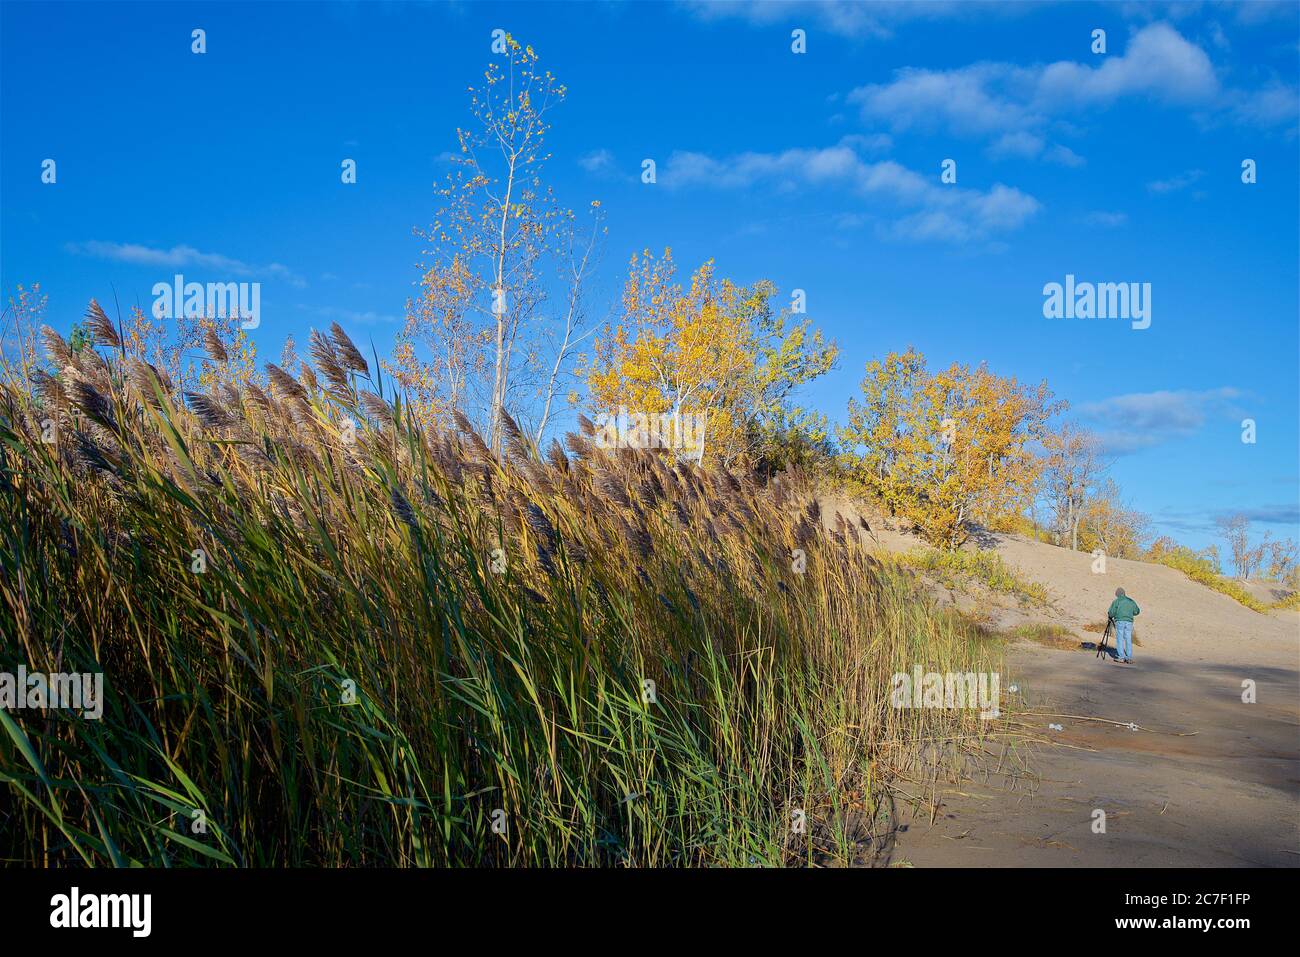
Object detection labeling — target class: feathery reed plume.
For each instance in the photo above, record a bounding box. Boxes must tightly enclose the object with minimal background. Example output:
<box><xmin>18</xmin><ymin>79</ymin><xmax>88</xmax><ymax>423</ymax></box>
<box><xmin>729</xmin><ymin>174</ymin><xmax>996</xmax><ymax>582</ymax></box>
<box><xmin>360</xmin><ymin>392</ymin><xmax>391</xmax><ymax>422</ymax></box>
<box><xmin>390</xmin><ymin>486</ymin><xmax>417</xmax><ymax>530</ymax></box>
<box><xmin>309</xmin><ymin>329</ymin><xmax>351</xmax><ymax>398</ymax></box>
<box><xmin>31</xmin><ymin>368</ymin><xmax>69</xmax><ymax>410</ymax></box>
<box><xmin>564</xmin><ymin>431</ymin><xmax>591</xmax><ymax>459</ymax></box>
<box><xmin>329</xmin><ymin>322</ymin><xmax>369</xmax><ymax>375</ymax></box>
<box><xmin>266</xmin><ymin>363</ymin><xmax>307</xmax><ymax>402</ymax></box>
<box><xmin>436</xmin><ymin>436</ymin><xmax>464</xmax><ymax>485</ymax></box>
<box><xmin>506</xmin><ymin>433</ymin><xmax>531</xmax><ymax>467</ymax></box>
<box><xmin>794</xmin><ymin>516</ymin><xmax>815</xmax><ymax>548</ymax></box>
<box><xmin>620</xmin><ymin>517</ymin><xmax>653</xmax><ymax>560</ymax></box>
<box><xmin>577</xmin><ymin>413</ymin><xmax>595</xmax><ymax>436</ymax></box>
<box><xmin>521</xmin><ymin>459</ymin><xmax>555</xmax><ymax>497</ymax></box>
<box><xmin>40</xmin><ymin>326</ymin><xmax>73</xmax><ymax>367</ymax></box>
<box><xmin>593</xmin><ymin>469</ymin><xmax>631</xmax><ymax>509</ymax></box>
<box><xmin>564</xmin><ymin>535</ymin><xmax>588</xmax><ymax>563</ymax></box>
<box><xmin>521</xmin><ymin>501</ymin><xmax>558</xmax><ymax>552</ymax></box>
<box><xmin>186</xmin><ymin>392</ymin><xmax>233</xmax><ymax>430</ymax></box>
<box><xmin>126</xmin><ymin>358</ymin><xmax>167</xmax><ymax>409</ymax></box>
<box><xmin>546</xmin><ymin>438</ymin><xmax>568</xmax><ymax>473</ymax></box>
<box><xmin>203</xmin><ymin>327</ymin><xmax>229</xmax><ymax>364</ymax></box>
<box><xmin>671</xmin><ymin>500</ymin><xmax>691</xmax><ymax>527</ymax></box>
<box><xmin>84</xmin><ymin>300</ymin><xmax>121</xmax><ymax>350</ymax></box>
<box><xmin>244</xmin><ymin>382</ymin><xmax>272</xmax><ymax>415</ymax></box>
<box><xmin>71</xmin><ymin>428</ymin><xmax>115</xmax><ymax>475</ymax></box>
<box><xmin>69</xmin><ymin>380</ymin><xmax>117</xmax><ymax>431</ymax></box>
<box><xmin>498</xmin><ymin>408</ymin><xmax>524</xmax><ymax>445</ymax></box>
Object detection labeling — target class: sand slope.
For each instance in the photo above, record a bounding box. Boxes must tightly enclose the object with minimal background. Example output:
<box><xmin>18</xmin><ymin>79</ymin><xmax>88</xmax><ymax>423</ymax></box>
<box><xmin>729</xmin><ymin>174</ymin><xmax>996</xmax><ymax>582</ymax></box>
<box><xmin>814</xmin><ymin>502</ymin><xmax>1300</xmax><ymax>867</ymax></box>
<box><xmin>904</xmin><ymin>533</ymin><xmax>1296</xmax><ymax>866</ymax></box>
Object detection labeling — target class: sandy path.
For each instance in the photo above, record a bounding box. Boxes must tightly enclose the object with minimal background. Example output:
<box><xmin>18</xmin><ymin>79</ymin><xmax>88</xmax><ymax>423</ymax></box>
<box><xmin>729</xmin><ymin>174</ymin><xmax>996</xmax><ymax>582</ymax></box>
<box><xmin>882</xmin><ymin>533</ymin><xmax>1300</xmax><ymax>867</ymax></box>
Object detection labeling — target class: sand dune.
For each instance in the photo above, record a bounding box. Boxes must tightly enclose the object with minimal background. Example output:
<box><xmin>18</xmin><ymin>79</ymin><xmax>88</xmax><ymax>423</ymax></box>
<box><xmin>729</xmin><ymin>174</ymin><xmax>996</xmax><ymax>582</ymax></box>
<box><xmin>907</xmin><ymin>533</ymin><xmax>1297</xmax><ymax>866</ymax></box>
<box><xmin>817</xmin><ymin>497</ymin><xmax>1299</xmax><ymax>867</ymax></box>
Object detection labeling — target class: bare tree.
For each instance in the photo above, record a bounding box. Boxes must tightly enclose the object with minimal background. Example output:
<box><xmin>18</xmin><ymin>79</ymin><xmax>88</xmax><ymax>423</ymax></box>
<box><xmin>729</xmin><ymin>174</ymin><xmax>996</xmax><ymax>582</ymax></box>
<box><xmin>531</xmin><ymin>203</ymin><xmax>604</xmax><ymax>445</ymax></box>
<box><xmin>1216</xmin><ymin>514</ymin><xmax>1252</xmax><ymax>579</ymax></box>
<box><xmin>1042</xmin><ymin>422</ymin><xmax>1106</xmax><ymax>550</ymax></box>
<box><xmin>1266</xmin><ymin>537</ymin><xmax>1298</xmax><ymax>582</ymax></box>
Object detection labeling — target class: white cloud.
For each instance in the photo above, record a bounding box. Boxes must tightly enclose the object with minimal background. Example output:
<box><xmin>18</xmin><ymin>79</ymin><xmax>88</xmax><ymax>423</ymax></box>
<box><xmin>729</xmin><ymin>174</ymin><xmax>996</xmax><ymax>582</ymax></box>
<box><xmin>1147</xmin><ymin>169</ymin><xmax>1204</xmax><ymax>193</ymax></box>
<box><xmin>578</xmin><ymin>148</ymin><xmax>618</xmax><ymax>175</ymax></box>
<box><xmin>849</xmin><ymin>22</ymin><xmax>1293</xmax><ymax>153</ymax></box>
<box><xmin>987</xmin><ymin>132</ymin><xmax>1086</xmax><ymax>166</ymax></box>
<box><xmin>297</xmin><ymin>303</ymin><xmax>399</xmax><ymax>326</ymax></box>
<box><xmin>1045</xmin><ymin>144</ymin><xmax>1086</xmax><ymax>167</ymax></box>
<box><xmin>838</xmin><ymin>131</ymin><xmax>894</xmax><ymax>153</ymax></box>
<box><xmin>67</xmin><ymin>240</ymin><xmax>305</xmax><ymax>287</ymax></box>
<box><xmin>1079</xmin><ymin>387</ymin><xmax>1242</xmax><ymax>454</ymax></box>
<box><xmin>1083</xmin><ymin>210</ymin><xmax>1129</xmax><ymax>227</ymax></box>
<box><xmin>1033</xmin><ymin>23</ymin><xmax>1218</xmax><ymax>108</ymax></box>
<box><xmin>987</xmin><ymin>131</ymin><xmax>1046</xmax><ymax>160</ymax></box>
<box><xmin>850</xmin><ymin>62</ymin><xmax>1038</xmax><ymax>136</ymax></box>
<box><xmin>676</xmin><ymin>0</ymin><xmax>977</xmax><ymax>39</ymax></box>
<box><xmin>661</xmin><ymin>140</ymin><xmax>1040</xmax><ymax>244</ymax></box>
<box><xmin>1228</xmin><ymin>80</ymin><xmax>1299</xmax><ymax>128</ymax></box>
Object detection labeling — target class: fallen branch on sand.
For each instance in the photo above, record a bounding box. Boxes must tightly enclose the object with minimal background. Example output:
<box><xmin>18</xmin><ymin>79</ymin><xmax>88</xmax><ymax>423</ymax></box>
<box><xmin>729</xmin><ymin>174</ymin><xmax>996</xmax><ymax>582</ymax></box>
<box><xmin>1018</xmin><ymin>711</ymin><xmax>1200</xmax><ymax>736</ymax></box>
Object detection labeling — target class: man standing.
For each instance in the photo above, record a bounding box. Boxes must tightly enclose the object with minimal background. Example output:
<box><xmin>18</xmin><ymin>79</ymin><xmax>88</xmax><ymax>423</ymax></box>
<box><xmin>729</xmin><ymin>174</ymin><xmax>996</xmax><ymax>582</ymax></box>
<box><xmin>1107</xmin><ymin>587</ymin><xmax>1141</xmax><ymax>663</ymax></box>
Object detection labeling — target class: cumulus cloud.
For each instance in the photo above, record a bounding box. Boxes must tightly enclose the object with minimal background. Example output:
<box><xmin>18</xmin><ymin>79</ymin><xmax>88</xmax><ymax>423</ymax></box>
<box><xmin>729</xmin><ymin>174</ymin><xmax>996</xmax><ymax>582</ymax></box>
<box><xmin>850</xmin><ymin>62</ymin><xmax>1038</xmax><ymax>136</ymax></box>
<box><xmin>1032</xmin><ymin>22</ymin><xmax>1218</xmax><ymax>107</ymax></box>
<box><xmin>66</xmin><ymin>240</ymin><xmax>305</xmax><ymax>287</ymax></box>
<box><xmin>987</xmin><ymin>132</ymin><xmax>1086</xmax><ymax>166</ymax></box>
<box><xmin>660</xmin><ymin>140</ymin><xmax>1040</xmax><ymax>244</ymax></box>
<box><xmin>848</xmin><ymin>22</ymin><xmax>1294</xmax><ymax>159</ymax></box>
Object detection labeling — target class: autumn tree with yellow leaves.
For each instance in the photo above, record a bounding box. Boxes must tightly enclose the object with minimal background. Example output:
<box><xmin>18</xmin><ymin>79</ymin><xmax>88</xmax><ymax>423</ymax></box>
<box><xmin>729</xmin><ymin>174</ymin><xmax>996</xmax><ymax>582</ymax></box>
<box><xmin>838</xmin><ymin>347</ymin><xmax>1058</xmax><ymax>549</ymax></box>
<box><xmin>582</xmin><ymin>249</ymin><xmax>837</xmax><ymax>469</ymax></box>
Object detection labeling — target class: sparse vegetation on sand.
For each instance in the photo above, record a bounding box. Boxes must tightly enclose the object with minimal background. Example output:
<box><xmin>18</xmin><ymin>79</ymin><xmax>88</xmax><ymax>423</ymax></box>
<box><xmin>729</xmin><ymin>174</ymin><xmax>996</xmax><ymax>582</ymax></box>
<box><xmin>1007</xmin><ymin>623</ymin><xmax>1082</xmax><ymax>651</ymax></box>
<box><xmin>1144</xmin><ymin>544</ymin><xmax>1294</xmax><ymax>613</ymax></box>
<box><xmin>0</xmin><ymin>316</ymin><xmax>1002</xmax><ymax>867</ymax></box>
<box><xmin>888</xmin><ymin>547</ymin><xmax>1051</xmax><ymax>605</ymax></box>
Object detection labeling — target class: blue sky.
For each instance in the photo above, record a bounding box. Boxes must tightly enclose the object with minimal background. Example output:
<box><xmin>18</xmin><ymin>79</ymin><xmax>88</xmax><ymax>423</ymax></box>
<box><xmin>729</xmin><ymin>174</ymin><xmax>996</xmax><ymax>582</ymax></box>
<box><xmin>2</xmin><ymin>0</ymin><xmax>1297</xmax><ymax>553</ymax></box>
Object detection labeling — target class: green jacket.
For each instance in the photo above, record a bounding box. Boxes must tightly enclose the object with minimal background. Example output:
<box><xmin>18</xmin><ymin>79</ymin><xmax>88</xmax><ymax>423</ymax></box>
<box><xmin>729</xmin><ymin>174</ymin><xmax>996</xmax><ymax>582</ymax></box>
<box><xmin>1107</xmin><ymin>596</ymin><xmax>1140</xmax><ymax>622</ymax></box>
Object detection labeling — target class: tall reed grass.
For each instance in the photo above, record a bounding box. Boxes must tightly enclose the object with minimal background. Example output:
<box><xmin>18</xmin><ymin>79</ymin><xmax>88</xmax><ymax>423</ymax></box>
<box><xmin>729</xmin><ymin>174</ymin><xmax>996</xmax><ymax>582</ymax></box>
<box><xmin>0</xmin><ymin>307</ymin><xmax>1000</xmax><ymax>866</ymax></box>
